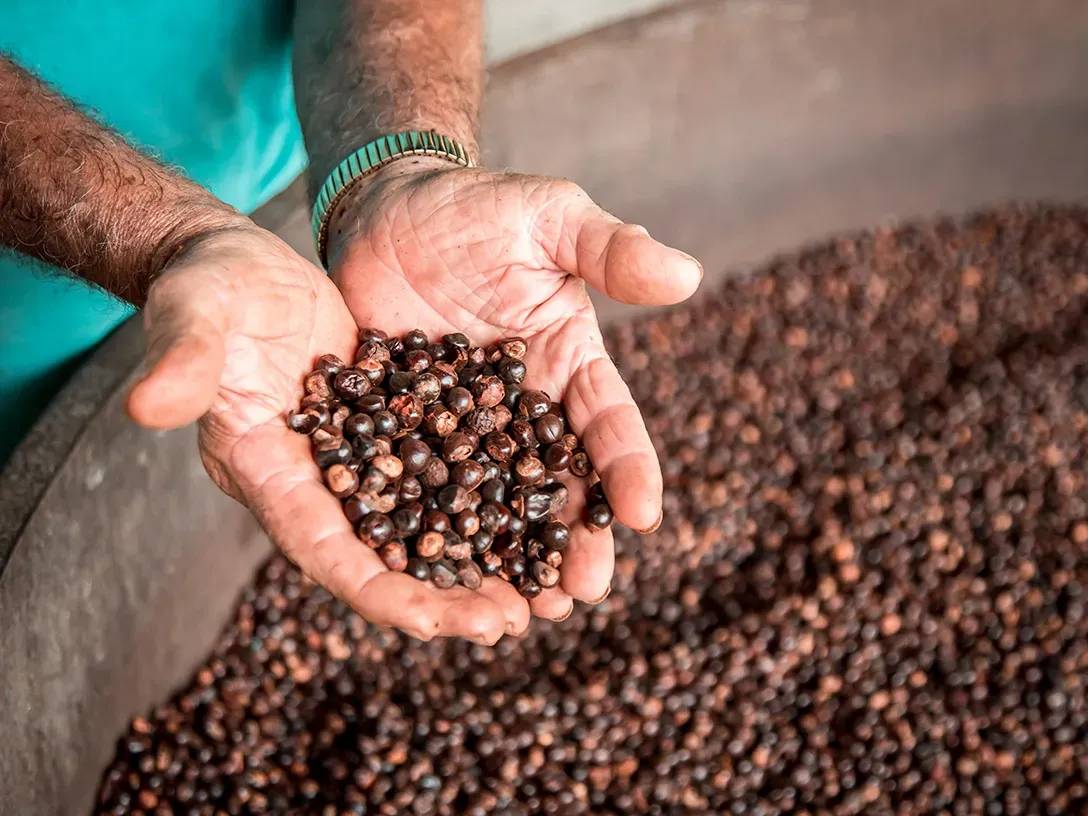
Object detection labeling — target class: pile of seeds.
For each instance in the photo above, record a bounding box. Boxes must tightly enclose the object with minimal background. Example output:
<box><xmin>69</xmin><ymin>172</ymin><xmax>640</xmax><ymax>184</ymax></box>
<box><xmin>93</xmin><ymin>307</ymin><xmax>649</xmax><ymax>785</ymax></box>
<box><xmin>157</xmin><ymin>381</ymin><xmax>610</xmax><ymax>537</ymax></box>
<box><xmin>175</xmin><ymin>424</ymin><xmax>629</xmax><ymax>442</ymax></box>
<box><xmin>287</xmin><ymin>330</ymin><xmax>612</xmax><ymax>597</ymax></box>
<box><xmin>96</xmin><ymin>205</ymin><xmax>1088</xmax><ymax>815</ymax></box>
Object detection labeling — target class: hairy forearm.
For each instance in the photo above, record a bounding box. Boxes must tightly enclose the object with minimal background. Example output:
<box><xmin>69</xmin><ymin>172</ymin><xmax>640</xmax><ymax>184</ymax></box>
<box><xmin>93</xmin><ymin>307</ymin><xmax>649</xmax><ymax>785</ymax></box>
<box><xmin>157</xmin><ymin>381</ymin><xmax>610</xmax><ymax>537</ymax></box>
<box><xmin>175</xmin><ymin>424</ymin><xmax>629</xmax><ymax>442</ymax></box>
<box><xmin>0</xmin><ymin>56</ymin><xmax>241</xmax><ymax>304</ymax></box>
<box><xmin>292</xmin><ymin>0</ymin><xmax>483</xmax><ymax>194</ymax></box>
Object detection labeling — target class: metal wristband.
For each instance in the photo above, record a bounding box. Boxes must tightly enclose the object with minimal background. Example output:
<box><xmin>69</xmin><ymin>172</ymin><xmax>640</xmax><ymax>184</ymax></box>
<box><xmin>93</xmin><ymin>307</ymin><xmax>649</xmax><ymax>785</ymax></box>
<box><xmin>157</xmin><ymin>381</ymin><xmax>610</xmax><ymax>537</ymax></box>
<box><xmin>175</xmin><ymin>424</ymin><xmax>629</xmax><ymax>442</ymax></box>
<box><xmin>311</xmin><ymin>130</ymin><xmax>475</xmax><ymax>267</ymax></box>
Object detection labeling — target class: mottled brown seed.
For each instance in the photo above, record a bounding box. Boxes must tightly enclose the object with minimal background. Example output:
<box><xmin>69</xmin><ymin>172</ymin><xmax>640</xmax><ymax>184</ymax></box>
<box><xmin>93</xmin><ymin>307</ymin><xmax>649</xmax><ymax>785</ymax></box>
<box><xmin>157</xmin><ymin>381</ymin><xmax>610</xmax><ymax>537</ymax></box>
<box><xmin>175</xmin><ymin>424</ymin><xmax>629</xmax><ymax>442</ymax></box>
<box><xmin>471</xmin><ymin>375</ymin><xmax>506</xmax><ymax>408</ymax></box>
<box><xmin>442</xmin><ymin>432</ymin><xmax>476</xmax><ymax>463</ymax></box>
<box><xmin>419</xmin><ymin>457</ymin><xmax>449</xmax><ymax>489</ymax></box>
<box><xmin>570</xmin><ymin>450</ymin><xmax>592</xmax><ymax>477</ymax></box>
<box><xmin>423</xmin><ymin>406</ymin><xmax>458</xmax><ymax>437</ymax></box>
<box><xmin>499</xmin><ymin>337</ymin><xmax>528</xmax><ymax>359</ymax></box>
<box><xmin>416</xmin><ymin>531</ymin><xmax>445</xmax><ymax>561</ymax></box>
<box><xmin>323</xmin><ymin>464</ymin><xmax>359</xmax><ymax>499</ymax></box>
<box><xmin>531</xmin><ymin>561</ymin><xmax>560</xmax><ymax>588</ymax></box>
<box><xmin>388</xmin><ymin>394</ymin><xmax>423</xmax><ymax>431</ymax></box>
<box><xmin>515</xmin><ymin>455</ymin><xmax>546</xmax><ymax>486</ymax></box>
<box><xmin>379</xmin><ymin>541</ymin><xmax>408</xmax><ymax>572</ymax></box>
<box><xmin>367</xmin><ymin>454</ymin><xmax>402</xmax><ymax>481</ymax></box>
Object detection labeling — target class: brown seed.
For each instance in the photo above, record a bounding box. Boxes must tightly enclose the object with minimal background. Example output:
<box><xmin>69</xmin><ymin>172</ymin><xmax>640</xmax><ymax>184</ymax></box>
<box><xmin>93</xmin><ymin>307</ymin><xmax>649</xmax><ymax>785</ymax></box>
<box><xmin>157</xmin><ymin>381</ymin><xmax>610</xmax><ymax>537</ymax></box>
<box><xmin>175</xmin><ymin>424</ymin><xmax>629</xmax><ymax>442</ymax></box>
<box><xmin>531</xmin><ymin>561</ymin><xmax>560</xmax><ymax>588</ymax></box>
<box><xmin>404</xmin><ymin>349</ymin><xmax>432</xmax><ymax>372</ymax></box>
<box><xmin>499</xmin><ymin>337</ymin><xmax>528</xmax><ymax>359</ymax></box>
<box><xmin>355</xmin><ymin>338</ymin><xmax>390</xmax><ymax>362</ymax></box>
<box><xmin>479</xmin><ymin>550</ymin><xmax>503</xmax><ymax>575</ymax></box>
<box><xmin>453</xmin><ymin>510</ymin><xmax>480</xmax><ymax>538</ymax></box>
<box><xmin>471</xmin><ymin>375</ymin><xmax>506</xmax><ymax>408</ymax></box>
<box><xmin>509</xmin><ymin>419</ymin><xmax>536</xmax><ymax>449</ymax></box>
<box><xmin>534</xmin><ymin>414</ymin><xmax>564</xmax><ymax>445</ymax></box>
<box><xmin>515</xmin><ymin>455</ymin><xmax>546</xmax><ymax>486</ymax></box>
<box><xmin>315</xmin><ymin>353</ymin><xmax>346</xmax><ymax>376</ymax></box>
<box><xmin>518</xmin><ymin>578</ymin><xmax>542</xmax><ymax>599</ymax></box>
<box><xmin>388</xmin><ymin>394</ymin><xmax>423</xmax><ymax>432</ymax></box>
<box><xmin>492</xmin><ymin>404</ymin><xmax>513</xmax><ymax>431</ymax></box>
<box><xmin>359</xmin><ymin>466</ymin><xmax>387</xmax><ymax>493</ymax></box>
<box><xmin>288</xmin><ymin>410</ymin><xmax>321</xmax><ymax>435</ymax></box>
<box><xmin>379</xmin><ymin>541</ymin><xmax>408</xmax><ymax>572</ymax></box>
<box><xmin>484</xmin><ymin>432</ymin><xmax>517</xmax><ymax>462</ymax></box>
<box><xmin>324</xmin><ymin>464</ymin><xmax>359</xmax><ymax>499</ymax></box>
<box><xmin>420</xmin><ymin>457</ymin><xmax>450</xmax><ymax>489</ymax></box>
<box><xmin>369</xmin><ymin>454</ymin><xmax>404</xmax><ymax>481</ymax></box>
<box><xmin>442</xmin><ymin>432</ymin><xmax>476</xmax><ymax>463</ymax></box>
<box><xmin>424</xmin><ymin>510</ymin><xmax>451</xmax><ymax>533</ymax></box>
<box><xmin>456</xmin><ymin>559</ymin><xmax>484</xmax><ymax>590</ymax></box>
<box><xmin>356</xmin><ymin>357</ymin><xmax>386</xmax><ymax>384</ymax></box>
<box><xmin>412</xmin><ymin>372</ymin><xmax>442</xmax><ymax>404</ymax></box>
<box><xmin>518</xmin><ymin>389</ymin><xmax>551</xmax><ymax>419</ymax></box>
<box><xmin>437</xmin><ymin>484</ymin><xmax>470</xmax><ymax>514</ymax></box>
<box><xmin>450</xmin><ymin>460</ymin><xmax>486</xmax><ymax>490</ymax></box>
<box><xmin>357</xmin><ymin>512</ymin><xmax>394</xmax><ymax>545</ymax></box>
<box><xmin>399</xmin><ymin>438</ymin><xmax>432</xmax><ymax>475</ymax></box>
<box><xmin>329</xmin><ymin>402</ymin><xmax>351</xmax><ymax>428</ymax></box>
<box><xmin>542</xmin><ymin>443</ymin><xmax>571</xmax><ymax>472</ymax></box>
<box><xmin>444</xmin><ymin>385</ymin><xmax>474</xmax><ymax>416</ymax></box>
<box><xmin>543</xmin><ymin>549</ymin><xmax>563</xmax><ymax>569</ymax></box>
<box><xmin>444</xmin><ymin>537</ymin><xmax>472</xmax><ymax>562</ymax></box>
<box><xmin>430</xmin><ymin>559</ymin><xmax>458</xmax><ymax>589</ymax></box>
<box><xmin>399</xmin><ymin>475</ymin><xmax>422</xmax><ymax>503</ymax></box>
<box><xmin>304</xmin><ymin>370</ymin><xmax>332</xmax><ymax>399</ymax></box>
<box><xmin>416</xmin><ymin>531</ymin><xmax>445</xmax><ymax>561</ymax></box>
<box><xmin>423</xmin><ymin>406</ymin><xmax>458</xmax><ymax>437</ymax></box>
<box><xmin>570</xmin><ymin>450</ymin><xmax>593</xmax><ymax>477</ymax></box>
<box><xmin>462</xmin><ymin>407</ymin><xmax>497</xmax><ymax>436</ymax></box>
<box><xmin>333</xmin><ymin>369</ymin><xmax>371</xmax><ymax>400</ymax></box>
<box><xmin>311</xmin><ymin>424</ymin><xmax>343</xmax><ymax>446</ymax></box>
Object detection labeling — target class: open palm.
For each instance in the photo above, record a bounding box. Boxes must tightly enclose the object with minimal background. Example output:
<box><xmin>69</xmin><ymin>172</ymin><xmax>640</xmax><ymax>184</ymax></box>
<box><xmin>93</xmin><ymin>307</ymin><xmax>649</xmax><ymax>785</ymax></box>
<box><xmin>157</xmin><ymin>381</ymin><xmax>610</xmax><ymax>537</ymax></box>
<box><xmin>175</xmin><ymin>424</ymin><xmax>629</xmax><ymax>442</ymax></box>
<box><xmin>126</xmin><ymin>225</ymin><xmax>517</xmax><ymax>644</ymax></box>
<box><xmin>327</xmin><ymin>162</ymin><xmax>703</xmax><ymax>625</ymax></box>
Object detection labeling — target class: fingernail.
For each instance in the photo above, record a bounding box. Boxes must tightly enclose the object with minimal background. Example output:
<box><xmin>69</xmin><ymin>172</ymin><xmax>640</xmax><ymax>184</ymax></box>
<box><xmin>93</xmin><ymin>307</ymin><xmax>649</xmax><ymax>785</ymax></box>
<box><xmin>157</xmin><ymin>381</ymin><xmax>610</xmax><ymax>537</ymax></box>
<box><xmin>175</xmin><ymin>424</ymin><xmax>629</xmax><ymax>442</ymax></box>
<box><xmin>637</xmin><ymin>510</ymin><xmax>664</xmax><ymax>535</ymax></box>
<box><xmin>588</xmin><ymin>586</ymin><xmax>611</xmax><ymax>605</ymax></box>
<box><xmin>555</xmin><ymin>605</ymin><xmax>575</xmax><ymax>623</ymax></box>
<box><xmin>678</xmin><ymin>249</ymin><xmax>703</xmax><ymax>271</ymax></box>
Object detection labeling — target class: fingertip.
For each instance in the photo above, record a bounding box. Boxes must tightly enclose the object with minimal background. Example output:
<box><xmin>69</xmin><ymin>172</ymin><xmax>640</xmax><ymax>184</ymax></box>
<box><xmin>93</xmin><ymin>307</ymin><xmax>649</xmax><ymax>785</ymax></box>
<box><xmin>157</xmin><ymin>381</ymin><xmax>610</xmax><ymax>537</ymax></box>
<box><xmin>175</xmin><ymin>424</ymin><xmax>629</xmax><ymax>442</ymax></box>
<box><xmin>478</xmin><ymin>578</ymin><xmax>532</xmax><ymax>636</ymax></box>
<box><xmin>607</xmin><ymin>229</ymin><xmax>703</xmax><ymax>306</ymax></box>
<box><xmin>528</xmin><ymin>586</ymin><xmax>574</xmax><ymax>622</ymax></box>
<box><xmin>560</xmin><ymin>525</ymin><xmax>615</xmax><ymax>603</ymax></box>
<box><xmin>598</xmin><ymin>452</ymin><xmax>663</xmax><ymax>532</ymax></box>
<box><xmin>440</xmin><ymin>591</ymin><xmax>508</xmax><ymax>645</ymax></box>
<box><xmin>126</xmin><ymin>335</ymin><xmax>222</xmax><ymax>429</ymax></box>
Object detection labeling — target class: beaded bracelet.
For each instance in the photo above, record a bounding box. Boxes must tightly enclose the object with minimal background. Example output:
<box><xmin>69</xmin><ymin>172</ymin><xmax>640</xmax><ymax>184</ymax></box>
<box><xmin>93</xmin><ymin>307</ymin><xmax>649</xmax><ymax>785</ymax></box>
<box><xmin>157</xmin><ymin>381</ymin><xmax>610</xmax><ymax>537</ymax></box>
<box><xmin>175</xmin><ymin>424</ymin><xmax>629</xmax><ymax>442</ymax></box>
<box><xmin>310</xmin><ymin>130</ymin><xmax>475</xmax><ymax>267</ymax></box>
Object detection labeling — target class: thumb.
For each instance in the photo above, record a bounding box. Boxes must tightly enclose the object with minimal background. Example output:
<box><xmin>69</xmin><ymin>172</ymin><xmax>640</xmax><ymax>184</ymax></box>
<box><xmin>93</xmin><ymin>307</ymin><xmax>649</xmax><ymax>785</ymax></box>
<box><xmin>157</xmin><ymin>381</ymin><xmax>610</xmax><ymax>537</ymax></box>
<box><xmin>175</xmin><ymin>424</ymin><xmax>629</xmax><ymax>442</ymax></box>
<box><xmin>539</xmin><ymin>181</ymin><xmax>703</xmax><ymax>306</ymax></box>
<box><xmin>126</xmin><ymin>278</ymin><xmax>228</xmax><ymax>430</ymax></box>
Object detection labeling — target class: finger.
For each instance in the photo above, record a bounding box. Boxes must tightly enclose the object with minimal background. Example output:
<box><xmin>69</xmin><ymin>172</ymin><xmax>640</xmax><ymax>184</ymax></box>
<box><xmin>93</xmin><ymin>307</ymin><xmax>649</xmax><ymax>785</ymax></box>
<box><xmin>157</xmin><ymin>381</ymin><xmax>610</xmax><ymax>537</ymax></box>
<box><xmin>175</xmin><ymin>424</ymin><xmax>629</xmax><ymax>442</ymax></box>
<box><xmin>354</xmin><ymin>575</ymin><xmax>508</xmax><ymax>645</ymax></box>
<box><xmin>563</xmin><ymin>355</ymin><xmax>664</xmax><ymax>532</ymax></box>
<box><xmin>561</xmin><ymin>523</ymin><xmax>615</xmax><ymax>604</ymax></box>
<box><xmin>540</xmin><ymin>183</ymin><xmax>702</xmax><ymax>306</ymax></box>
<box><xmin>477</xmin><ymin>577</ymin><xmax>532</xmax><ymax>636</ymax></box>
<box><xmin>126</xmin><ymin>283</ymin><xmax>228</xmax><ymax>429</ymax></box>
<box><xmin>234</xmin><ymin>425</ymin><xmax>506</xmax><ymax>643</ymax></box>
<box><xmin>529</xmin><ymin>586</ymin><xmax>575</xmax><ymax>622</ymax></box>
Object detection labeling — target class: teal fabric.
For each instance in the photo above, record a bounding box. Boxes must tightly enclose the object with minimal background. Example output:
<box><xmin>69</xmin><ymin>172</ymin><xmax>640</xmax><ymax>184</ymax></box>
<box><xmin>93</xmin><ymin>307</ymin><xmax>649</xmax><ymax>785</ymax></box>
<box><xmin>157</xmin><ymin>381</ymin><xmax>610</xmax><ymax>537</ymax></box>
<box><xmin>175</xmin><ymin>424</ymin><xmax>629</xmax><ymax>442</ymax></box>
<box><xmin>0</xmin><ymin>1</ymin><xmax>306</xmax><ymax>464</ymax></box>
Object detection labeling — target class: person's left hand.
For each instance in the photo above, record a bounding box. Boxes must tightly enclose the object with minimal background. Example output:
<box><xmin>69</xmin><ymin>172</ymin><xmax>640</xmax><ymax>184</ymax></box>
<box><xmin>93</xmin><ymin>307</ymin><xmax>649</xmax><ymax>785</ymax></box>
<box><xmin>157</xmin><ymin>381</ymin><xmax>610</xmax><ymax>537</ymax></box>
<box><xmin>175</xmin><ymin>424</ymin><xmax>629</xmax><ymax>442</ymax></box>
<box><xmin>325</xmin><ymin>159</ymin><xmax>703</xmax><ymax>626</ymax></box>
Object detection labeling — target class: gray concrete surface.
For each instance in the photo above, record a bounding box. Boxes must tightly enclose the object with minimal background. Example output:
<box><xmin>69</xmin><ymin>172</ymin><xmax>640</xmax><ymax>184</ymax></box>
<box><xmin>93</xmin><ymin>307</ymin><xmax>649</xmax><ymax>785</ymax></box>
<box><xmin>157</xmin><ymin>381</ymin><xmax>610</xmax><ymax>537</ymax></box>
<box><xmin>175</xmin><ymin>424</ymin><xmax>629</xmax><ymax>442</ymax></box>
<box><xmin>2</xmin><ymin>1</ymin><xmax>1087</xmax><ymax>813</ymax></box>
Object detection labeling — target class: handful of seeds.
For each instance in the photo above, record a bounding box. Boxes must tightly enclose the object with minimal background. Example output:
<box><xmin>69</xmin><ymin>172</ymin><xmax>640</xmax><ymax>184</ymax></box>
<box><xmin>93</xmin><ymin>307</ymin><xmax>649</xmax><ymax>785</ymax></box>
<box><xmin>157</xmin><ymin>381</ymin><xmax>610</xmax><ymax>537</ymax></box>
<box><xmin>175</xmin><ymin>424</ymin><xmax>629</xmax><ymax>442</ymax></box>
<box><xmin>288</xmin><ymin>328</ymin><xmax>613</xmax><ymax>598</ymax></box>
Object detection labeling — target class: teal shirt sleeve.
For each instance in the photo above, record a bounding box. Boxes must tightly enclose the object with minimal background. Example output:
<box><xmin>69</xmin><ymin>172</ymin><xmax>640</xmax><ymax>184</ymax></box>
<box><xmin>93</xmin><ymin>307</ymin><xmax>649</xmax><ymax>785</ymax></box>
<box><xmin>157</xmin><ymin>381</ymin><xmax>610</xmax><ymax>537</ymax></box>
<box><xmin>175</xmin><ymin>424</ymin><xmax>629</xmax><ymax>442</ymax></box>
<box><xmin>0</xmin><ymin>1</ymin><xmax>308</xmax><ymax>464</ymax></box>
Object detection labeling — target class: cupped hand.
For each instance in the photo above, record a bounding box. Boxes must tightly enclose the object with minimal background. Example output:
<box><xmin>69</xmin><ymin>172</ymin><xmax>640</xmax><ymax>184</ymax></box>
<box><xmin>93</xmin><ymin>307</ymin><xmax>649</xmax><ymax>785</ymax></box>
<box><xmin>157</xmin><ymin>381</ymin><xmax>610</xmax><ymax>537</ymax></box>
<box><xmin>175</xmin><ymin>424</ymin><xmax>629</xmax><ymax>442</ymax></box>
<box><xmin>125</xmin><ymin>222</ymin><xmax>516</xmax><ymax>644</ymax></box>
<box><xmin>326</xmin><ymin>159</ymin><xmax>703</xmax><ymax>623</ymax></box>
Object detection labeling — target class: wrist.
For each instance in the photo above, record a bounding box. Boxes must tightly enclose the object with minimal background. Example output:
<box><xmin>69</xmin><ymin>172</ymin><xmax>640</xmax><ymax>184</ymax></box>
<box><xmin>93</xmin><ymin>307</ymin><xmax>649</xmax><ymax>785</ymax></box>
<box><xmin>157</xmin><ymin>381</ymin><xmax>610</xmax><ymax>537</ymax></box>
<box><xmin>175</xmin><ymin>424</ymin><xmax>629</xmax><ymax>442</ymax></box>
<box><xmin>142</xmin><ymin>203</ymin><xmax>250</xmax><ymax>299</ymax></box>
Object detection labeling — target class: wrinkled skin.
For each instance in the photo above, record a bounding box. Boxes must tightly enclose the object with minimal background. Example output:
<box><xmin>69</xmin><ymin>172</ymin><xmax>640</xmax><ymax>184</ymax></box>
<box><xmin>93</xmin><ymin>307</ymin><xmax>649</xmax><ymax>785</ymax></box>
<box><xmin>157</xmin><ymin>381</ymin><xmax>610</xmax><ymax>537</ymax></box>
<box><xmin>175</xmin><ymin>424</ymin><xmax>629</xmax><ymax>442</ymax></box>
<box><xmin>127</xmin><ymin>161</ymin><xmax>701</xmax><ymax>644</ymax></box>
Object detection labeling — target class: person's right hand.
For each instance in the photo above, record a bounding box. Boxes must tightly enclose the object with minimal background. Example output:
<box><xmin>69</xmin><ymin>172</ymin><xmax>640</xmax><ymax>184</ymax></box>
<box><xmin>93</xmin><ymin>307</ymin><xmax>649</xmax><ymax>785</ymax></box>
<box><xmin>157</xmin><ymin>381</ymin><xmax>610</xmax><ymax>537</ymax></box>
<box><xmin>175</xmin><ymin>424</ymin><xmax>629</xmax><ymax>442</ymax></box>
<box><xmin>124</xmin><ymin>222</ymin><xmax>521</xmax><ymax>644</ymax></box>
